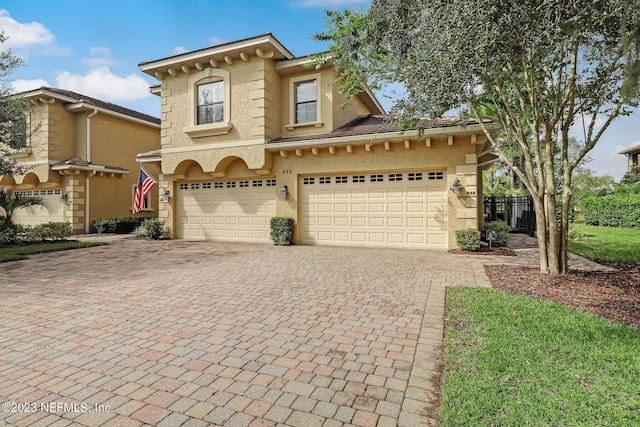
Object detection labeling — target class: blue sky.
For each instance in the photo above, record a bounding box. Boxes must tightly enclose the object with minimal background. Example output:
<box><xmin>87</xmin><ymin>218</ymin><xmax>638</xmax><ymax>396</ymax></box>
<box><xmin>2</xmin><ymin>0</ymin><xmax>638</xmax><ymax>180</ymax></box>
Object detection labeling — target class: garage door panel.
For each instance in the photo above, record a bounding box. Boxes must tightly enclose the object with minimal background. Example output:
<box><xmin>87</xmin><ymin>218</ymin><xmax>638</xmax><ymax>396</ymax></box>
<box><xmin>301</xmin><ymin>171</ymin><xmax>447</xmax><ymax>248</ymax></box>
<box><xmin>177</xmin><ymin>179</ymin><xmax>275</xmax><ymax>242</ymax></box>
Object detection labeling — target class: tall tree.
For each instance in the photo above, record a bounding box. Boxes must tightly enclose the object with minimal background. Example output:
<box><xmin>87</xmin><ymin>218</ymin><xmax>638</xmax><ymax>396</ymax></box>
<box><xmin>0</xmin><ymin>31</ymin><xmax>30</xmax><ymax>176</ymax></box>
<box><xmin>316</xmin><ymin>0</ymin><xmax>640</xmax><ymax>274</ymax></box>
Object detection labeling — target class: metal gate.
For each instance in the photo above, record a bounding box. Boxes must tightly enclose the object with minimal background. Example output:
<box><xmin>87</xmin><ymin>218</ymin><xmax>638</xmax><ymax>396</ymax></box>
<box><xmin>483</xmin><ymin>196</ymin><xmax>536</xmax><ymax>236</ymax></box>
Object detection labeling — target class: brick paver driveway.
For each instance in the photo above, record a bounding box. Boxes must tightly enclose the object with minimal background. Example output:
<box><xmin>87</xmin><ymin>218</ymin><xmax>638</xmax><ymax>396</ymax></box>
<box><xmin>0</xmin><ymin>239</ymin><xmax>490</xmax><ymax>427</ymax></box>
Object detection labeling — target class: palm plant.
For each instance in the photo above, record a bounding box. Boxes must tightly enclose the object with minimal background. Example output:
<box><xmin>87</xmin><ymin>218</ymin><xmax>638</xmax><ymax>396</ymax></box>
<box><xmin>0</xmin><ymin>188</ymin><xmax>45</xmax><ymax>229</ymax></box>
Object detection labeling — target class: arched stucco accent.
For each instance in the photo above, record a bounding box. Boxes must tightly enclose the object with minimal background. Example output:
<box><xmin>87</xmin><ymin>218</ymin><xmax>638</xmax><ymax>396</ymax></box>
<box><xmin>173</xmin><ymin>159</ymin><xmax>207</xmax><ymax>179</ymax></box>
<box><xmin>0</xmin><ymin>175</ymin><xmax>16</xmax><ymax>188</ymax></box>
<box><xmin>20</xmin><ymin>172</ymin><xmax>41</xmax><ymax>187</ymax></box>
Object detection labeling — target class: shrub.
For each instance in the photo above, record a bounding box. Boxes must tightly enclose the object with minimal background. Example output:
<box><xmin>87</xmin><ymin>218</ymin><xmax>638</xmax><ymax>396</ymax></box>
<box><xmin>270</xmin><ymin>217</ymin><xmax>294</xmax><ymax>246</ymax></box>
<box><xmin>0</xmin><ymin>226</ymin><xmax>16</xmax><ymax>246</ymax></box>
<box><xmin>485</xmin><ymin>220</ymin><xmax>511</xmax><ymax>246</ymax></box>
<box><xmin>455</xmin><ymin>229</ymin><xmax>481</xmax><ymax>251</ymax></box>
<box><xmin>92</xmin><ymin>217</ymin><xmax>145</xmax><ymax>234</ymax></box>
<box><xmin>134</xmin><ymin>218</ymin><xmax>164</xmax><ymax>240</ymax></box>
<box><xmin>582</xmin><ymin>194</ymin><xmax>640</xmax><ymax>228</ymax></box>
<box><xmin>32</xmin><ymin>222</ymin><xmax>72</xmax><ymax>240</ymax></box>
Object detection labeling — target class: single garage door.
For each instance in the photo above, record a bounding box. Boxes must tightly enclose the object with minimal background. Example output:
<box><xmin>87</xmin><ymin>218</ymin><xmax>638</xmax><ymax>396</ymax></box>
<box><xmin>12</xmin><ymin>189</ymin><xmax>65</xmax><ymax>226</ymax></box>
<box><xmin>300</xmin><ymin>171</ymin><xmax>447</xmax><ymax>248</ymax></box>
<box><xmin>176</xmin><ymin>178</ymin><xmax>276</xmax><ymax>242</ymax></box>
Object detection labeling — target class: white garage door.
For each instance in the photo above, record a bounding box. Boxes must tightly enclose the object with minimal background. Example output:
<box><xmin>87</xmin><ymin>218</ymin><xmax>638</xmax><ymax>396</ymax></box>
<box><xmin>300</xmin><ymin>171</ymin><xmax>447</xmax><ymax>248</ymax></box>
<box><xmin>12</xmin><ymin>189</ymin><xmax>66</xmax><ymax>226</ymax></box>
<box><xmin>176</xmin><ymin>178</ymin><xmax>277</xmax><ymax>242</ymax></box>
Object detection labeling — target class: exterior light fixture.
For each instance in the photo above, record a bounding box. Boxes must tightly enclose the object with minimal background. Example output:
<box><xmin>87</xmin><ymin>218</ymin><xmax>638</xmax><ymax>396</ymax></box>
<box><xmin>59</xmin><ymin>193</ymin><xmax>68</xmax><ymax>203</ymax></box>
<box><xmin>450</xmin><ymin>178</ymin><xmax>462</xmax><ymax>194</ymax></box>
<box><xmin>160</xmin><ymin>189</ymin><xmax>171</xmax><ymax>202</ymax></box>
<box><xmin>280</xmin><ymin>185</ymin><xmax>288</xmax><ymax>199</ymax></box>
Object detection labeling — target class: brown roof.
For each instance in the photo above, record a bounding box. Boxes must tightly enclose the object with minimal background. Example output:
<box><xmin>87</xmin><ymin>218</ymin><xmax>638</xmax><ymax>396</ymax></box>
<box><xmin>53</xmin><ymin>157</ymin><xmax>127</xmax><ymax>172</ymax></box>
<box><xmin>267</xmin><ymin>115</ymin><xmax>490</xmax><ymax>145</ymax></box>
<box><xmin>31</xmin><ymin>87</ymin><xmax>160</xmax><ymax>125</ymax></box>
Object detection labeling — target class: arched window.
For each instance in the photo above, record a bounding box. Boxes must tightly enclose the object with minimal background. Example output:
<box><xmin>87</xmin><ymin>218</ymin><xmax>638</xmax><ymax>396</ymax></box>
<box><xmin>183</xmin><ymin>68</ymin><xmax>232</xmax><ymax>137</ymax></box>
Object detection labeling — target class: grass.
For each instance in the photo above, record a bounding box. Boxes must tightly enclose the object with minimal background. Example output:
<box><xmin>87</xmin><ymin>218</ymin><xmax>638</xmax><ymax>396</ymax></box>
<box><xmin>568</xmin><ymin>221</ymin><xmax>640</xmax><ymax>263</ymax></box>
<box><xmin>0</xmin><ymin>241</ymin><xmax>107</xmax><ymax>262</ymax></box>
<box><xmin>442</xmin><ymin>287</ymin><xmax>640</xmax><ymax>427</ymax></box>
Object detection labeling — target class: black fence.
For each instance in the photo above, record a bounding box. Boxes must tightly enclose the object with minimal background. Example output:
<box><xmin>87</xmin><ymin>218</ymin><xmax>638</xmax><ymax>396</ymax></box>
<box><xmin>483</xmin><ymin>196</ymin><xmax>536</xmax><ymax>236</ymax></box>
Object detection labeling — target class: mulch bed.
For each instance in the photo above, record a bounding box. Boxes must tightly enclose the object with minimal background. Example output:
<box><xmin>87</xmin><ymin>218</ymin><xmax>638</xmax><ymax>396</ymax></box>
<box><xmin>485</xmin><ymin>263</ymin><xmax>640</xmax><ymax>329</ymax></box>
<box><xmin>448</xmin><ymin>247</ymin><xmax>517</xmax><ymax>256</ymax></box>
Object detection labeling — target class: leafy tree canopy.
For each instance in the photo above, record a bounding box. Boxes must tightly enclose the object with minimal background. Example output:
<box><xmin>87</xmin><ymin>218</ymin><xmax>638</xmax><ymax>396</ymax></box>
<box><xmin>0</xmin><ymin>31</ymin><xmax>30</xmax><ymax>176</ymax></box>
<box><xmin>317</xmin><ymin>0</ymin><xmax>640</xmax><ymax>274</ymax></box>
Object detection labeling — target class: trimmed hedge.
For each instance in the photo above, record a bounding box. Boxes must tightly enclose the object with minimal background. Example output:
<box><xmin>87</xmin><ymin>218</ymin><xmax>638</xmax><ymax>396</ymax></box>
<box><xmin>455</xmin><ymin>229</ymin><xmax>481</xmax><ymax>251</ymax></box>
<box><xmin>270</xmin><ymin>217</ymin><xmax>294</xmax><ymax>246</ymax></box>
<box><xmin>93</xmin><ymin>217</ymin><xmax>147</xmax><ymax>234</ymax></box>
<box><xmin>582</xmin><ymin>194</ymin><xmax>640</xmax><ymax>229</ymax></box>
<box><xmin>134</xmin><ymin>218</ymin><xmax>165</xmax><ymax>240</ymax></box>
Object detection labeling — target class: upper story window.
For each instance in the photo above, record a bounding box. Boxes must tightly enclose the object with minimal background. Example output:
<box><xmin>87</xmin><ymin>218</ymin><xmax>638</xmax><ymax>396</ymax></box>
<box><xmin>294</xmin><ymin>79</ymin><xmax>317</xmax><ymax>124</ymax></box>
<box><xmin>287</xmin><ymin>73</ymin><xmax>323</xmax><ymax>130</ymax></box>
<box><xmin>197</xmin><ymin>80</ymin><xmax>224</xmax><ymax>125</ymax></box>
<box><xmin>184</xmin><ymin>68</ymin><xmax>232</xmax><ymax>138</ymax></box>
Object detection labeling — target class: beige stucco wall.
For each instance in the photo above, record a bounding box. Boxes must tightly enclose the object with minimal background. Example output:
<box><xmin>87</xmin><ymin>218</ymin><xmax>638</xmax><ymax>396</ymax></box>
<box><xmin>271</xmin><ymin>134</ymin><xmax>481</xmax><ymax>248</ymax></box>
<box><xmin>3</xmin><ymin>98</ymin><xmax>160</xmax><ymax>232</ymax></box>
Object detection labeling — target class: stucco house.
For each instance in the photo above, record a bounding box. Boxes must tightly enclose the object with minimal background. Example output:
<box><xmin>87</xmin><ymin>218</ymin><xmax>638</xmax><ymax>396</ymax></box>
<box><xmin>619</xmin><ymin>141</ymin><xmax>640</xmax><ymax>171</ymax></box>
<box><xmin>0</xmin><ymin>87</ymin><xmax>161</xmax><ymax>233</ymax></box>
<box><xmin>138</xmin><ymin>33</ymin><xmax>496</xmax><ymax>249</ymax></box>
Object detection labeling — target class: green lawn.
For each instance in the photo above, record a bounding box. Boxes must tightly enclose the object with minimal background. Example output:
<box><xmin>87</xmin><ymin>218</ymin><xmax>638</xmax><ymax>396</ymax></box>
<box><xmin>0</xmin><ymin>241</ymin><xmax>107</xmax><ymax>262</ymax></box>
<box><xmin>442</xmin><ymin>287</ymin><xmax>640</xmax><ymax>427</ymax></box>
<box><xmin>568</xmin><ymin>222</ymin><xmax>640</xmax><ymax>263</ymax></box>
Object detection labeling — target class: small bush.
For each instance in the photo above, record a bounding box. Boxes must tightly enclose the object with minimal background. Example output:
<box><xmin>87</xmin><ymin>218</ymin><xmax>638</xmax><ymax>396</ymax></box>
<box><xmin>270</xmin><ymin>217</ymin><xmax>294</xmax><ymax>246</ymax></box>
<box><xmin>92</xmin><ymin>217</ymin><xmax>145</xmax><ymax>234</ymax></box>
<box><xmin>134</xmin><ymin>218</ymin><xmax>164</xmax><ymax>240</ymax></box>
<box><xmin>485</xmin><ymin>220</ymin><xmax>511</xmax><ymax>246</ymax></box>
<box><xmin>0</xmin><ymin>227</ymin><xmax>16</xmax><ymax>246</ymax></box>
<box><xmin>456</xmin><ymin>229</ymin><xmax>481</xmax><ymax>251</ymax></box>
<box><xmin>32</xmin><ymin>222</ymin><xmax>72</xmax><ymax>240</ymax></box>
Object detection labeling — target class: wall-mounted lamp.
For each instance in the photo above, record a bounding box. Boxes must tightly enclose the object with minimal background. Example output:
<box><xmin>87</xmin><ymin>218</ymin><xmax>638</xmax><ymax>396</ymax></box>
<box><xmin>450</xmin><ymin>178</ymin><xmax>462</xmax><ymax>194</ymax></box>
<box><xmin>280</xmin><ymin>185</ymin><xmax>288</xmax><ymax>199</ymax></box>
<box><xmin>59</xmin><ymin>193</ymin><xmax>68</xmax><ymax>203</ymax></box>
<box><xmin>160</xmin><ymin>189</ymin><xmax>171</xmax><ymax>202</ymax></box>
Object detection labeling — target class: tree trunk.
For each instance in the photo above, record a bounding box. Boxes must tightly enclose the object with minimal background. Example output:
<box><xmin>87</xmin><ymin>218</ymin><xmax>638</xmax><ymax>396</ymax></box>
<box><xmin>532</xmin><ymin>195</ymin><xmax>549</xmax><ymax>273</ymax></box>
<box><xmin>544</xmin><ymin>135</ymin><xmax>560</xmax><ymax>274</ymax></box>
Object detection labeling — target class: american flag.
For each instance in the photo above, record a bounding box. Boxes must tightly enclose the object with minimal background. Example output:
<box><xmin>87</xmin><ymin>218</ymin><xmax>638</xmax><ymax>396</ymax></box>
<box><xmin>133</xmin><ymin>168</ymin><xmax>156</xmax><ymax>213</ymax></box>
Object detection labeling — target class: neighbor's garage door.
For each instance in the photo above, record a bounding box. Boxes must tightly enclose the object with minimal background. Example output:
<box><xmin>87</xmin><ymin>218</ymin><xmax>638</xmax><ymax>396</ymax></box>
<box><xmin>12</xmin><ymin>189</ymin><xmax>65</xmax><ymax>226</ymax></box>
<box><xmin>176</xmin><ymin>178</ymin><xmax>276</xmax><ymax>242</ymax></box>
<box><xmin>300</xmin><ymin>171</ymin><xmax>447</xmax><ymax>248</ymax></box>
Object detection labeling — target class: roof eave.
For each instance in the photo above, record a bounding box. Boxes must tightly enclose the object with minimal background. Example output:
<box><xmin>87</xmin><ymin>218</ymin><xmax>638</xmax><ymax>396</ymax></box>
<box><xmin>65</xmin><ymin>103</ymin><xmax>161</xmax><ymax>129</ymax></box>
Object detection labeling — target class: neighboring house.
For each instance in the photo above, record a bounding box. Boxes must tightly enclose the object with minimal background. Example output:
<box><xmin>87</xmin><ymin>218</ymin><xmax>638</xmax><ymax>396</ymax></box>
<box><xmin>138</xmin><ymin>33</ymin><xmax>497</xmax><ymax>249</ymax></box>
<box><xmin>0</xmin><ymin>87</ymin><xmax>161</xmax><ymax>233</ymax></box>
<box><xmin>619</xmin><ymin>141</ymin><xmax>640</xmax><ymax>171</ymax></box>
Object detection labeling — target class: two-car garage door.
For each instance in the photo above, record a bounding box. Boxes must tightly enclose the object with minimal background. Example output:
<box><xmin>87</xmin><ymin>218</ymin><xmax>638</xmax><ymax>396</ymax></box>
<box><xmin>300</xmin><ymin>171</ymin><xmax>448</xmax><ymax>248</ymax></box>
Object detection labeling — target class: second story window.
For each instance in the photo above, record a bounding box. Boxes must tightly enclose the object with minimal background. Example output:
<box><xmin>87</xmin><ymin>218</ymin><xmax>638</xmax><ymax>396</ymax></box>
<box><xmin>197</xmin><ymin>80</ymin><xmax>224</xmax><ymax>125</ymax></box>
<box><xmin>184</xmin><ymin>68</ymin><xmax>231</xmax><ymax>138</ymax></box>
<box><xmin>294</xmin><ymin>79</ymin><xmax>317</xmax><ymax>124</ymax></box>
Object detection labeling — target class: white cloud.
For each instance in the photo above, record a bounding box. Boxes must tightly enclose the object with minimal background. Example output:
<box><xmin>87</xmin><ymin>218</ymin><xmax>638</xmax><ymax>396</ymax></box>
<box><xmin>295</xmin><ymin>0</ymin><xmax>368</xmax><ymax>7</ymax></box>
<box><xmin>173</xmin><ymin>46</ymin><xmax>187</xmax><ymax>55</ymax></box>
<box><xmin>89</xmin><ymin>47</ymin><xmax>111</xmax><ymax>56</ymax></box>
<box><xmin>55</xmin><ymin>67</ymin><xmax>151</xmax><ymax>102</ymax></box>
<box><xmin>11</xmin><ymin>78</ymin><xmax>50</xmax><ymax>93</ymax></box>
<box><xmin>0</xmin><ymin>9</ymin><xmax>53</xmax><ymax>48</ymax></box>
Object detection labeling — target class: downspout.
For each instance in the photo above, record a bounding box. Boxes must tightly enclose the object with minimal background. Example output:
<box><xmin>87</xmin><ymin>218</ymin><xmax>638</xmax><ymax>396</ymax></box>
<box><xmin>85</xmin><ymin>109</ymin><xmax>98</xmax><ymax>233</ymax></box>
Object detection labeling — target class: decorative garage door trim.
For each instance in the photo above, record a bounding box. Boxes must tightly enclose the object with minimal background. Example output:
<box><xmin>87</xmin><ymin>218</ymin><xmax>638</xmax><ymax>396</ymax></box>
<box><xmin>12</xmin><ymin>189</ymin><xmax>65</xmax><ymax>226</ymax></box>
<box><xmin>176</xmin><ymin>178</ymin><xmax>276</xmax><ymax>242</ymax></box>
<box><xmin>300</xmin><ymin>171</ymin><xmax>447</xmax><ymax>248</ymax></box>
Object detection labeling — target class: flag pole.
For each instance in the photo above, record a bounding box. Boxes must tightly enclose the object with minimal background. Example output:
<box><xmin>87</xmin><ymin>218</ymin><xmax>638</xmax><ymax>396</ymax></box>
<box><xmin>136</xmin><ymin>160</ymin><xmax>170</xmax><ymax>192</ymax></box>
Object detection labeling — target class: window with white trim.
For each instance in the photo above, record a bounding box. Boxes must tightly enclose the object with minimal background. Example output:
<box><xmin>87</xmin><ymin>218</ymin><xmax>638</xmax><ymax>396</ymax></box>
<box><xmin>184</xmin><ymin>68</ymin><xmax>231</xmax><ymax>137</ymax></box>
<box><xmin>428</xmin><ymin>171</ymin><xmax>444</xmax><ymax>180</ymax></box>
<box><xmin>197</xmin><ymin>81</ymin><xmax>224</xmax><ymax>125</ymax></box>
<box><xmin>287</xmin><ymin>73</ymin><xmax>322</xmax><ymax>129</ymax></box>
<box><xmin>132</xmin><ymin>185</ymin><xmax>151</xmax><ymax>211</ymax></box>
